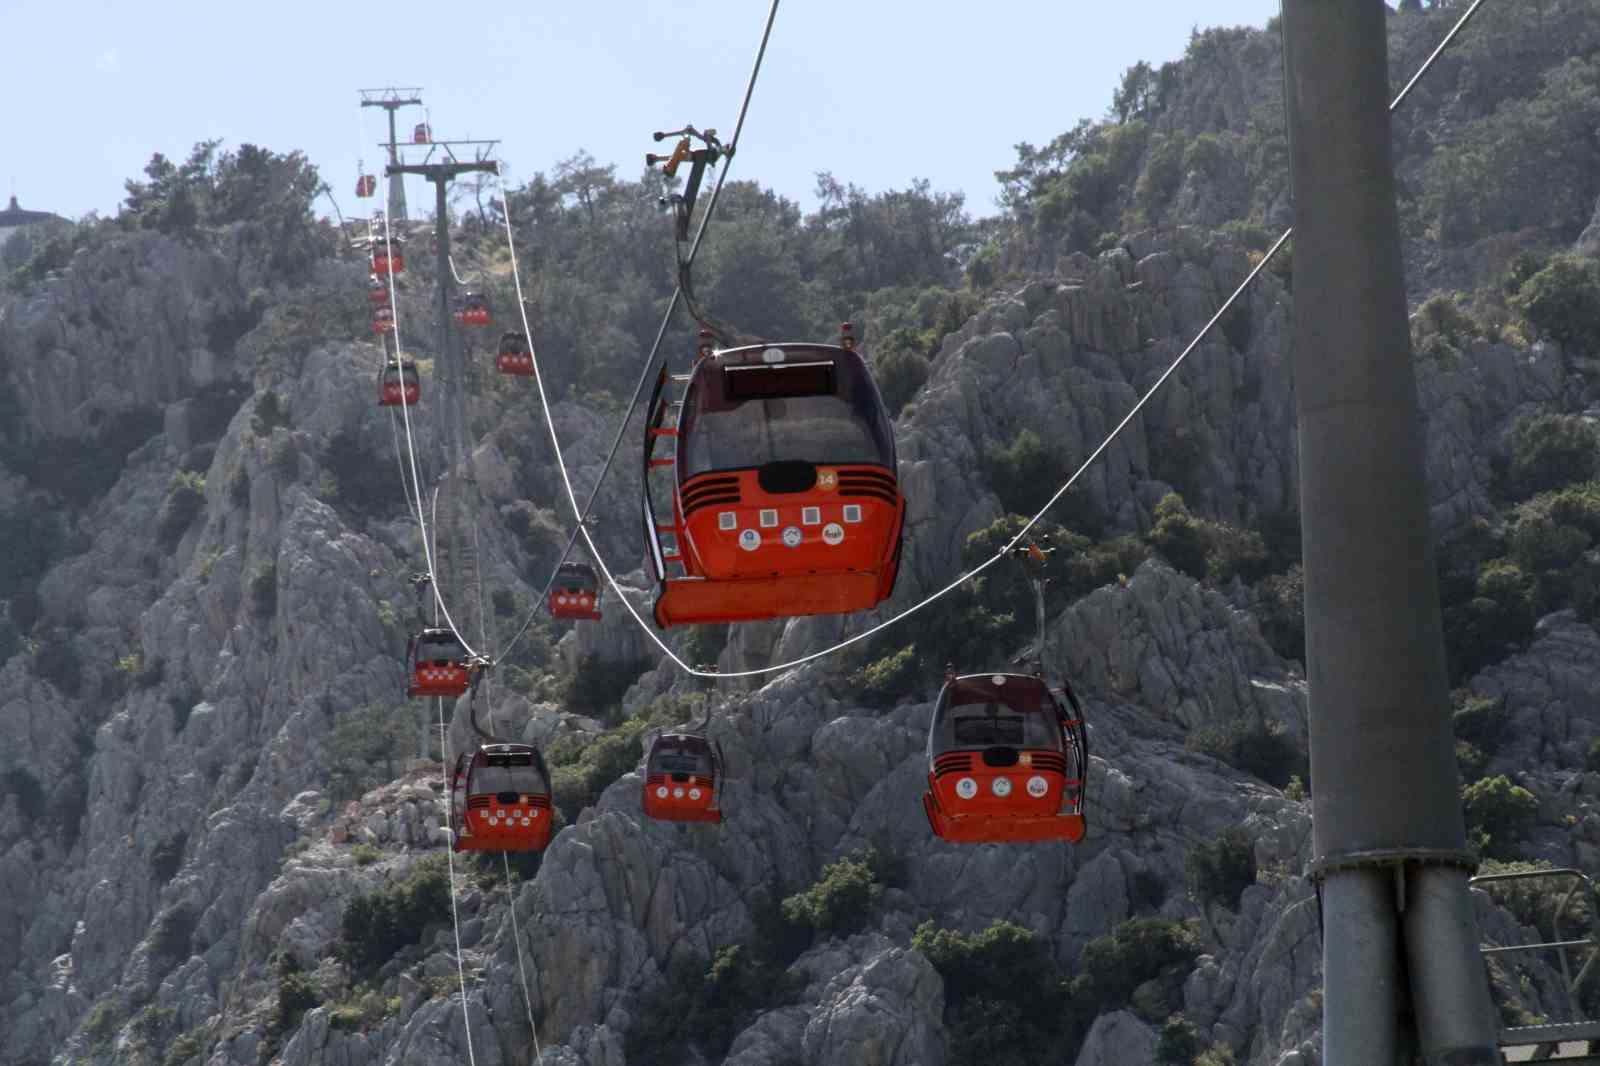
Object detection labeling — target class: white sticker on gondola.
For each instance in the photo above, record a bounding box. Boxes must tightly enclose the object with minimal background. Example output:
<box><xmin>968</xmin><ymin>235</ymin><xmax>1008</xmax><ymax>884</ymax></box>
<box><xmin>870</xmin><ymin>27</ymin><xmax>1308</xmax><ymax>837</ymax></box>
<box><xmin>673</xmin><ymin>787</ymin><xmax>686</xmax><ymax>799</ymax></box>
<box><xmin>822</xmin><ymin>523</ymin><xmax>844</xmax><ymax>546</ymax></box>
<box><xmin>759</xmin><ymin>509</ymin><xmax>778</xmax><ymax>528</ymax></box>
<box><xmin>956</xmin><ymin>777</ymin><xmax>978</xmax><ymax>800</ymax></box>
<box><xmin>843</xmin><ymin>504</ymin><xmax>862</xmax><ymax>523</ymax></box>
<box><xmin>689</xmin><ymin>788</ymin><xmax>702</xmax><ymax>800</ymax></box>
<box><xmin>739</xmin><ymin>529</ymin><xmax>761</xmax><ymax>551</ymax></box>
<box><xmin>1027</xmin><ymin>776</ymin><xmax>1049</xmax><ymax>798</ymax></box>
<box><xmin>802</xmin><ymin>506</ymin><xmax>821</xmax><ymax>525</ymax></box>
<box><xmin>529</xmin><ymin>809</ymin><xmax>539</xmax><ymax>818</ymax></box>
<box><xmin>657</xmin><ymin>786</ymin><xmax>669</xmax><ymax>798</ymax></box>
<box><xmin>782</xmin><ymin>526</ymin><xmax>802</xmax><ymax>548</ymax></box>
<box><xmin>992</xmin><ymin>777</ymin><xmax>1013</xmax><ymax>798</ymax></box>
<box><xmin>719</xmin><ymin>511</ymin><xmax>737</xmax><ymax>530</ymax></box>
<box><xmin>761</xmin><ymin>347</ymin><xmax>786</xmax><ymax>363</ymax></box>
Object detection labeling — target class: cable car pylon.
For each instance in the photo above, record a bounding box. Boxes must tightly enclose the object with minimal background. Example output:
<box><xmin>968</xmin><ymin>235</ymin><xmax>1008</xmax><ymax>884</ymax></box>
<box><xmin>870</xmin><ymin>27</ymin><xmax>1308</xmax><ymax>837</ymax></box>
<box><xmin>386</xmin><ymin>137</ymin><xmax>499</xmax><ymax>661</ymax></box>
<box><xmin>360</xmin><ymin>87</ymin><xmax>424</xmax><ymax>223</ymax></box>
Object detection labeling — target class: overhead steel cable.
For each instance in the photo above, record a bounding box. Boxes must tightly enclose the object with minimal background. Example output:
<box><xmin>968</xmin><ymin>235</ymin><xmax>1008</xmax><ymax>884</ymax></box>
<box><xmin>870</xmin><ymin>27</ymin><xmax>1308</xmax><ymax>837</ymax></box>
<box><xmin>494</xmin><ymin>0</ymin><xmax>782</xmax><ymax>665</ymax></box>
<box><xmin>487</xmin><ymin>0</ymin><xmax>1483</xmax><ymax>683</ymax></box>
<box><xmin>503</xmin><ymin>851</ymin><xmax>545</xmax><ymax>1063</ymax></box>
<box><xmin>436</xmin><ymin>699</ymin><xmax>481</xmax><ymax>1066</ymax></box>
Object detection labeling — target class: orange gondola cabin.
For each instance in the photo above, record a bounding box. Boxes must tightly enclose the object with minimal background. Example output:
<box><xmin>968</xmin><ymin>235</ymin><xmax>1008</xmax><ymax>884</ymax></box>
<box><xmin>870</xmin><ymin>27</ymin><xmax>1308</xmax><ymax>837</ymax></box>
<box><xmin>448</xmin><ymin>743</ymin><xmax>554</xmax><ymax>852</ymax></box>
<box><xmin>406</xmin><ymin>627</ymin><xmax>470</xmax><ymax>698</ymax></box>
<box><xmin>453</xmin><ymin>291</ymin><xmax>491</xmax><ymax>328</ymax></box>
<box><xmin>413</xmin><ymin>122</ymin><xmax>431</xmax><ymax>144</ymax></box>
<box><xmin>496</xmin><ymin>331</ymin><xmax>534</xmax><ymax>377</ymax></box>
<box><xmin>356</xmin><ymin>173</ymin><xmax>377</xmax><ymax>198</ymax></box>
<box><xmin>548</xmin><ymin>562</ymin><xmax>601</xmax><ymax>621</ymax></box>
<box><xmin>371</xmin><ymin>239</ymin><xmax>405</xmax><ymax>276</ymax></box>
<box><xmin>641</xmin><ymin>327</ymin><xmax>906</xmax><ymax>627</ymax></box>
<box><xmin>378</xmin><ymin>359</ymin><xmax>420</xmax><ymax>407</ymax></box>
<box><xmin>922</xmin><ymin>672</ymin><xmax>1088</xmax><ymax>844</ymax></box>
<box><xmin>371</xmin><ymin>307</ymin><xmax>395</xmax><ymax>335</ymax></box>
<box><xmin>368</xmin><ymin>275</ymin><xmax>391</xmax><ymax>307</ymax></box>
<box><xmin>642</xmin><ymin>732</ymin><xmax>724</xmax><ymax>824</ymax></box>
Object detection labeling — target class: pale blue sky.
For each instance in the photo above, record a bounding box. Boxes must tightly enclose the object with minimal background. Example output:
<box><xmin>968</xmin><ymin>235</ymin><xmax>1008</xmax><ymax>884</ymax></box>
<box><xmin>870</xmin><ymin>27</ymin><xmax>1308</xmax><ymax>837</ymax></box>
<box><xmin>5</xmin><ymin>1</ymin><xmax>1280</xmax><ymax>223</ymax></box>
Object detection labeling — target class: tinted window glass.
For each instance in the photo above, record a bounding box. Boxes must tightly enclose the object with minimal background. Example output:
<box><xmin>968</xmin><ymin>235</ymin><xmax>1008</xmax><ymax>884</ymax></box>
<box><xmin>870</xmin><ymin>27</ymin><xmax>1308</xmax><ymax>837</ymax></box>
<box><xmin>655</xmin><ymin>752</ymin><xmax>707</xmax><ymax>775</ymax></box>
<box><xmin>954</xmin><ymin>715</ymin><xmax>1026</xmax><ymax>746</ymax></box>
<box><xmin>679</xmin><ymin>350</ymin><xmax>894</xmax><ymax>479</ymax></box>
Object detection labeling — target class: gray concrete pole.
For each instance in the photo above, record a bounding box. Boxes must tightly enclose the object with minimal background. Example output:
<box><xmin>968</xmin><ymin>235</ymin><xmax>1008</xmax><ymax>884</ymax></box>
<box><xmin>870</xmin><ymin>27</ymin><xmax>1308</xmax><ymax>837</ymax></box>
<box><xmin>1323</xmin><ymin>867</ymin><xmax>1404</xmax><ymax>1065</ymax></box>
<box><xmin>433</xmin><ymin>177</ymin><xmax>460</xmax><ymax>471</ymax></box>
<box><xmin>1281</xmin><ymin>1</ymin><xmax>1496</xmax><ymax>1063</ymax></box>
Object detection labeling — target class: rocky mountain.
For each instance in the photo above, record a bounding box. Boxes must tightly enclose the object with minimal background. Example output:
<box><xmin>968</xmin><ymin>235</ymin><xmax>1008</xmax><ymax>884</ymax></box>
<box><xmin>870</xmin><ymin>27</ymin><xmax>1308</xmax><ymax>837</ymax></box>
<box><xmin>5</xmin><ymin>4</ymin><xmax>1600</xmax><ymax>1066</ymax></box>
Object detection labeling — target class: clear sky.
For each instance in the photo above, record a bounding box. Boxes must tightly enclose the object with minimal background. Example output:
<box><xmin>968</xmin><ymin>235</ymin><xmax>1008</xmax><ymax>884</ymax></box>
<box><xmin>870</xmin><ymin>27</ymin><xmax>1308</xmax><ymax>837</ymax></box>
<box><xmin>5</xmin><ymin>1</ymin><xmax>1280</xmax><ymax>224</ymax></box>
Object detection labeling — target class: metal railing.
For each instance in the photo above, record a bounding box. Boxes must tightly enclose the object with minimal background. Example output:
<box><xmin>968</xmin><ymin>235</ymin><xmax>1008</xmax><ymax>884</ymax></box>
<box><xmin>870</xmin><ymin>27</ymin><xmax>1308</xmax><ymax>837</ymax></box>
<box><xmin>1473</xmin><ymin>868</ymin><xmax>1599</xmax><ymax>1002</ymax></box>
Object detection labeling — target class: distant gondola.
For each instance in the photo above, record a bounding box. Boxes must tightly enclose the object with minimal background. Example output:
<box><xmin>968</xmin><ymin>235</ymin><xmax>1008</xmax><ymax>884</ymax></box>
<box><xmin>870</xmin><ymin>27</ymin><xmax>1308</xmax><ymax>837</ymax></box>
<box><xmin>448</xmin><ymin>743</ymin><xmax>554</xmax><ymax>852</ymax></box>
<box><xmin>378</xmin><ymin>359</ymin><xmax>420</xmax><ymax>408</ymax></box>
<box><xmin>453</xmin><ymin>291</ymin><xmax>491</xmax><ymax>328</ymax></box>
<box><xmin>922</xmin><ymin>672</ymin><xmax>1088</xmax><ymax>844</ymax></box>
<box><xmin>372</xmin><ymin>238</ymin><xmax>405</xmax><ymax>276</ymax></box>
<box><xmin>496</xmin><ymin>331</ymin><xmax>534</xmax><ymax>377</ymax></box>
<box><xmin>548</xmin><ymin>562</ymin><xmax>601</xmax><ymax>621</ymax></box>
<box><xmin>406</xmin><ymin>627</ymin><xmax>469</xmax><ymax>698</ymax></box>
<box><xmin>641</xmin><ymin>731</ymin><xmax>724</xmax><ymax>823</ymax></box>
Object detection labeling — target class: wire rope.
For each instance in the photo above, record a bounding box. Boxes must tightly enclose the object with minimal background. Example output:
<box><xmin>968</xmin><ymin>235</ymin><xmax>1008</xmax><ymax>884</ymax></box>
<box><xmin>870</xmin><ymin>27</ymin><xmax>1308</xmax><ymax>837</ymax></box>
<box><xmin>426</xmin><ymin>0</ymin><xmax>1488</xmax><ymax>691</ymax></box>
<box><xmin>436</xmin><ymin>699</ymin><xmax>480</xmax><ymax>1066</ymax></box>
<box><xmin>503</xmin><ymin>851</ymin><xmax>545</xmax><ymax>1063</ymax></box>
<box><xmin>495</xmin><ymin>0</ymin><xmax>783</xmax><ymax>664</ymax></box>
<box><xmin>488</xmin><ymin>0</ymin><xmax>1484</xmax><ymax>683</ymax></box>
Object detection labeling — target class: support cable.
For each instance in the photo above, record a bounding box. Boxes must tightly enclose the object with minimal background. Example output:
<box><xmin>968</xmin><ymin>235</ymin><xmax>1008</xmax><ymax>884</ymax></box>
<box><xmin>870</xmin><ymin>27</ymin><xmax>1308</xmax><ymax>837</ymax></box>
<box><xmin>535</xmin><ymin>230</ymin><xmax>1287</xmax><ymax>681</ymax></box>
<box><xmin>437</xmin><ymin>699</ymin><xmax>480</xmax><ymax>1066</ymax></box>
<box><xmin>503</xmin><ymin>851</ymin><xmax>545</xmax><ymax>1063</ymax></box>
<box><xmin>493</xmin><ymin>0</ymin><xmax>1481</xmax><ymax>682</ymax></box>
<box><xmin>442</xmin><ymin>0</ymin><xmax>1482</xmax><ymax>686</ymax></box>
<box><xmin>495</xmin><ymin>0</ymin><xmax>782</xmax><ymax>664</ymax></box>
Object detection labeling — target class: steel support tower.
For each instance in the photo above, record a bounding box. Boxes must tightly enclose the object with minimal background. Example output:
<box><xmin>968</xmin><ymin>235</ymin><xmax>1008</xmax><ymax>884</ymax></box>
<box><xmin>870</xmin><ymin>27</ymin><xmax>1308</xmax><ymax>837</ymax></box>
<box><xmin>360</xmin><ymin>88</ymin><xmax>424</xmax><ymax>223</ymax></box>
<box><xmin>1281</xmin><ymin>2</ymin><xmax>1498</xmax><ymax>1063</ymax></box>
<box><xmin>388</xmin><ymin>141</ymin><xmax>500</xmax><ymax>736</ymax></box>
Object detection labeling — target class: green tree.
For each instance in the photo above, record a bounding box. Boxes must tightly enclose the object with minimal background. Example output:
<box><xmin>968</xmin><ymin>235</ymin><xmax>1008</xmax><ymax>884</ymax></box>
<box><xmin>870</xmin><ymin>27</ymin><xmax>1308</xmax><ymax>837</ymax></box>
<box><xmin>1463</xmin><ymin>774</ymin><xmax>1539</xmax><ymax>858</ymax></box>
<box><xmin>780</xmin><ymin>855</ymin><xmax>882</xmax><ymax>942</ymax></box>
<box><xmin>1509</xmin><ymin>413</ymin><xmax>1598</xmax><ymax>498</ymax></box>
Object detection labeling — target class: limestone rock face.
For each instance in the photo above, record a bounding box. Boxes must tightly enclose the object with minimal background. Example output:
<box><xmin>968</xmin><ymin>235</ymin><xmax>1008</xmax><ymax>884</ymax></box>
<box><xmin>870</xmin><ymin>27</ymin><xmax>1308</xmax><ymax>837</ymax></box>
<box><xmin>799</xmin><ymin>936</ymin><xmax>946</xmax><ymax>1066</ymax></box>
<box><xmin>2</xmin><ymin>206</ymin><xmax>1588</xmax><ymax>1066</ymax></box>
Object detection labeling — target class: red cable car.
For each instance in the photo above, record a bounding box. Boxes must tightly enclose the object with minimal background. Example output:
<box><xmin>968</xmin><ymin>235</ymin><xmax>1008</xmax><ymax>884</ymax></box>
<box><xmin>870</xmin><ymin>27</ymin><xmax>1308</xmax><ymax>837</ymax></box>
<box><xmin>413</xmin><ymin>122</ymin><xmax>431</xmax><ymax>144</ymax></box>
<box><xmin>548</xmin><ymin>562</ymin><xmax>601</xmax><ymax>621</ymax></box>
<box><xmin>371</xmin><ymin>307</ymin><xmax>395</xmax><ymax>335</ymax></box>
<box><xmin>448</xmin><ymin>743</ymin><xmax>554</xmax><ymax>852</ymax></box>
<box><xmin>367</xmin><ymin>275</ymin><xmax>391</xmax><ymax>308</ymax></box>
<box><xmin>452</xmin><ymin>291</ymin><xmax>491</xmax><ymax>328</ymax></box>
<box><xmin>922</xmin><ymin>672</ymin><xmax>1089</xmax><ymax>845</ymax></box>
<box><xmin>496</xmin><ymin>331</ymin><xmax>534</xmax><ymax>377</ymax></box>
<box><xmin>641</xmin><ymin>732</ymin><xmax>724</xmax><ymax>823</ymax></box>
<box><xmin>641</xmin><ymin>326</ymin><xmax>906</xmax><ymax>627</ymax></box>
<box><xmin>406</xmin><ymin>627</ymin><xmax>470</xmax><ymax>698</ymax></box>
<box><xmin>372</xmin><ymin>239</ymin><xmax>405</xmax><ymax>276</ymax></box>
<box><xmin>379</xmin><ymin>359</ymin><xmax>421</xmax><ymax>408</ymax></box>
<box><xmin>356</xmin><ymin>174</ymin><xmax>377</xmax><ymax>198</ymax></box>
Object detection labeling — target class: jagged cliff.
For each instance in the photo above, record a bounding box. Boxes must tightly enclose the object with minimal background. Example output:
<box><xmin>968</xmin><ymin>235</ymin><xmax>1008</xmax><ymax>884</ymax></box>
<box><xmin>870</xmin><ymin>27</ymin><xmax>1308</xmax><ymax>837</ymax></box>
<box><xmin>5</xmin><ymin>5</ymin><xmax>1600</xmax><ymax>1066</ymax></box>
